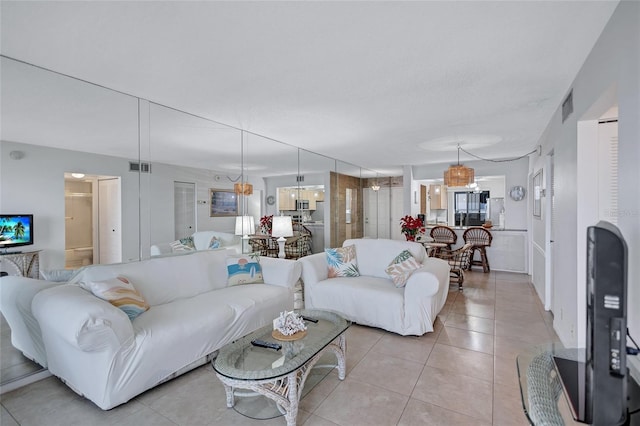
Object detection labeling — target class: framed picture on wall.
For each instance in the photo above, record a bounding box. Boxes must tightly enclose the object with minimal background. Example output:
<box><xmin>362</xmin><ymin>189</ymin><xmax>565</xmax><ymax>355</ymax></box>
<box><xmin>210</xmin><ymin>189</ymin><xmax>238</xmax><ymax>217</ymax></box>
<box><xmin>533</xmin><ymin>170</ymin><xmax>543</xmax><ymax>218</ymax></box>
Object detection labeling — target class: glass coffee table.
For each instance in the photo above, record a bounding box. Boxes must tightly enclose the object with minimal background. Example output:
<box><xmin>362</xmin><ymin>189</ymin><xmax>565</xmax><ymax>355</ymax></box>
<box><xmin>212</xmin><ymin>309</ymin><xmax>350</xmax><ymax>426</ymax></box>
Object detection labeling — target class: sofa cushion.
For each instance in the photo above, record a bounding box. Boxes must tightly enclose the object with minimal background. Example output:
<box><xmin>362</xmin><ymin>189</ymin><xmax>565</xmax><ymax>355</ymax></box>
<box><xmin>326</xmin><ymin>245</ymin><xmax>360</xmax><ymax>278</ymax></box>
<box><xmin>73</xmin><ymin>249</ymin><xmax>230</xmax><ymax>306</ymax></box>
<box><xmin>343</xmin><ymin>239</ymin><xmax>426</xmax><ymax>279</ymax></box>
<box><xmin>227</xmin><ymin>254</ymin><xmax>264</xmax><ymax>286</ymax></box>
<box><xmin>385</xmin><ymin>250</ymin><xmax>422</xmax><ymax>287</ymax></box>
<box><xmin>306</xmin><ymin>275</ymin><xmax>405</xmax><ymax>330</ymax></box>
<box><xmin>85</xmin><ymin>276</ymin><xmax>150</xmax><ymax>320</ymax></box>
<box><xmin>192</xmin><ymin>231</ymin><xmax>240</xmax><ymax>251</ymax></box>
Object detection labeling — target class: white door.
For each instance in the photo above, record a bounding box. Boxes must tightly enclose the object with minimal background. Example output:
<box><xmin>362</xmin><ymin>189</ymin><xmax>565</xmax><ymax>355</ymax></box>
<box><xmin>545</xmin><ymin>153</ymin><xmax>555</xmax><ymax>311</ymax></box>
<box><xmin>363</xmin><ymin>188</ymin><xmax>378</xmax><ymax>238</ymax></box>
<box><xmin>377</xmin><ymin>188</ymin><xmax>391</xmax><ymax>239</ymax></box>
<box><xmin>390</xmin><ymin>187</ymin><xmax>404</xmax><ymax>240</ymax></box>
<box><xmin>98</xmin><ymin>178</ymin><xmax>122</xmax><ymax>264</ymax></box>
<box><xmin>174</xmin><ymin>181</ymin><xmax>196</xmax><ymax>239</ymax></box>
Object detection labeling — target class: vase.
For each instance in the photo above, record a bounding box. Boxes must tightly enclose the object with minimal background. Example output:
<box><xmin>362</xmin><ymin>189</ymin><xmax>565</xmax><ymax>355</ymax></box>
<box><xmin>404</xmin><ymin>233</ymin><xmax>416</xmax><ymax>242</ymax></box>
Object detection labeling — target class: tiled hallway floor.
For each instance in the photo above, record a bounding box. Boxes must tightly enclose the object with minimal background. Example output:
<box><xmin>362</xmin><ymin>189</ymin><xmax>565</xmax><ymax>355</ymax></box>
<box><xmin>0</xmin><ymin>270</ymin><xmax>561</xmax><ymax>425</ymax></box>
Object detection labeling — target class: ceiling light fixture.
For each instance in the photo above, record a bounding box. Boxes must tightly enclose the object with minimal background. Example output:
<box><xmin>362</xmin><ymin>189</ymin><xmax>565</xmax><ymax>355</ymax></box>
<box><xmin>234</xmin><ymin>182</ymin><xmax>253</xmax><ymax>196</ymax></box>
<box><xmin>71</xmin><ymin>173</ymin><xmax>85</xmax><ymax>179</ymax></box>
<box><xmin>371</xmin><ymin>184</ymin><xmax>380</xmax><ymax>191</ymax></box>
<box><xmin>444</xmin><ymin>145</ymin><xmax>474</xmax><ymax>187</ymax></box>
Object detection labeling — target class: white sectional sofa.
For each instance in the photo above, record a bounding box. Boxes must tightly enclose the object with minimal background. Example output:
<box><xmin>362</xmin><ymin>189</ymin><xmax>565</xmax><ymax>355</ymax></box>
<box><xmin>150</xmin><ymin>230</ymin><xmax>242</xmax><ymax>256</ymax></box>
<box><xmin>3</xmin><ymin>249</ymin><xmax>300</xmax><ymax>410</ymax></box>
<box><xmin>299</xmin><ymin>238</ymin><xmax>451</xmax><ymax>336</ymax></box>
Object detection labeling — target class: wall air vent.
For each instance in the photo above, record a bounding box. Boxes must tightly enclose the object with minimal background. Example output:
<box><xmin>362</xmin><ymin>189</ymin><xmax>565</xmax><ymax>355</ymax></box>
<box><xmin>562</xmin><ymin>90</ymin><xmax>573</xmax><ymax>123</ymax></box>
<box><xmin>129</xmin><ymin>162</ymin><xmax>152</xmax><ymax>173</ymax></box>
<box><xmin>296</xmin><ymin>175</ymin><xmax>304</xmax><ymax>182</ymax></box>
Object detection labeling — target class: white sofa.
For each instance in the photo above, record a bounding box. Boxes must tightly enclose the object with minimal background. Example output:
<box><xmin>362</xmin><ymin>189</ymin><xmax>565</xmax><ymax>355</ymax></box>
<box><xmin>150</xmin><ymin>230</ymin><xmax>242</xmax><ymax>256</ymax></box>
<box><xmin>0</xmin><ymin>276</ymin><xmax>62</xmax><ymax>367</ymax></box>
<box><xmin>18</xmin><ymin>249</ymin><xmax>300</xmax><ymax>410</ymax></box>
<box><xmin>299</xmin><ymin>238</ymin><xmax>451</xmax><ymax>336</ymax></box>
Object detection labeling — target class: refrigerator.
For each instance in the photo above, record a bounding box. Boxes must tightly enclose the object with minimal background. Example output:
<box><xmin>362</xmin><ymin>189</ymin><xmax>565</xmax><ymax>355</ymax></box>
<box><xmin>487</xmin><ymin>198</ymin><xmax>505</xmax><ymax>228</ymax></box>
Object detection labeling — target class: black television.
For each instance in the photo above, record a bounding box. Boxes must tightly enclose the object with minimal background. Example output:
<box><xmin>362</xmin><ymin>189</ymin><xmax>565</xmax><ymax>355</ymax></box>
<box><xmin>0</xmin><ymin>214</ymin><xmax>34</xmax><ymax>253</ymax></box>
<box><xmin>554</xmin><ymin>220</ymin><xmax>628</xmax><ymax>425</ymax></box>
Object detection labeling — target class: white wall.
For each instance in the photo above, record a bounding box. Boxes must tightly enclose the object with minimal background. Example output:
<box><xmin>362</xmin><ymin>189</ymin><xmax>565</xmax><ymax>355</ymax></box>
<box><xmin>1</xmin><ymin>141</ymin><xmax>141</xmax><ymax>269</ymax></box>
<box><xmin>532</xmin><ymin>0</ymin><xmax>639</xmax><ymax>368</ymax></box>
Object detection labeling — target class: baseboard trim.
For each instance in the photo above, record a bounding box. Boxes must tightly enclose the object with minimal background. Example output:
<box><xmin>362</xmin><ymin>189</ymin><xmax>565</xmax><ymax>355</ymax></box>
<box><xmin>0</xmin><ymin>369</ymin><xmax>51</xmax><ymax>394</ymax></box>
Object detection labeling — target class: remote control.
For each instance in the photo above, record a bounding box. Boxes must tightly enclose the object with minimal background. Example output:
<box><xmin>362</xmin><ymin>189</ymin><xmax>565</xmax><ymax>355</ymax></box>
<box><xmin>302</xmin><ymin>316</ymin><xmax>318</xmax><ymax>323</ymax></box>
<box><xmin>251</xmin><ymin>339</ymin><xmax>281</xmax><ymax>351</ymax></box>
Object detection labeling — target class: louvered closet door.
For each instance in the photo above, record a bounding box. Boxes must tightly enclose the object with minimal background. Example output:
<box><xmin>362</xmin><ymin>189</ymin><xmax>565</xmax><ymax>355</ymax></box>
<box><xmin>597</xmin><ymin>120</ymin><xmax>618</xmax><ymax>225</ymax></box>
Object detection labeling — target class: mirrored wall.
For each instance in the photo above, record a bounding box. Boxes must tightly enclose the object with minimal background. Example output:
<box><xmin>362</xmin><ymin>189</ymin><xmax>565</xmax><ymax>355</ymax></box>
<box><xmin>1</xmin><ymin>55</ymin><xmax>404</xmax><ymax>385</ymax></box>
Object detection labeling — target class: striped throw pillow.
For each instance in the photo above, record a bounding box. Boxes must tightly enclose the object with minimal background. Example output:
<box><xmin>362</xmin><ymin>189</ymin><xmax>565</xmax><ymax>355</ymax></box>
<box><xmin>86</xmin><ymin>276</ymin><xmax>150</xmax><ymax>320</ymax></box>
<box><xmin>385</xmin><ymin>250</ymin><xmax>422</xmax><ymax>288</ymax></box>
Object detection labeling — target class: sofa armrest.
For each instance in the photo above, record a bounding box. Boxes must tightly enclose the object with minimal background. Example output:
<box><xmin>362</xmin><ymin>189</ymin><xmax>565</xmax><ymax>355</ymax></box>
<box><xmin>260</xmin><ymin>257</ymin><xmax>302</xmax><ymax>289</ymax></box>
<box><xmin>32</xmin><ymin>284</ymin><xmax>134</xmax><ymax>352</ymax></box>
<box><xmin>150</xmin><ymin>242</ymin><xmax>173</xmax><ymax>256</ymax></box>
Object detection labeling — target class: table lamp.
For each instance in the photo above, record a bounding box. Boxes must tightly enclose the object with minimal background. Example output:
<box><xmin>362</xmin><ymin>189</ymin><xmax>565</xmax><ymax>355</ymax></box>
<box><xmin>271</xmin><ymin>216</ymin><xmax>293</xmax><ymax>259</ymax></box>
<box><xmin>234</xmin><ymin>215</ymin><xmax>255</xmax><ymax>253</ymax></box>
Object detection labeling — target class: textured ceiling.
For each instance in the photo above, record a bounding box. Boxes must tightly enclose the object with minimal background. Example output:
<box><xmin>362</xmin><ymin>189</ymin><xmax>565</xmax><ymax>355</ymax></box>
<box><xmin>0</xmin><ymin>1</ymin><xmax>619</xmax><ymax>175</ymax></box>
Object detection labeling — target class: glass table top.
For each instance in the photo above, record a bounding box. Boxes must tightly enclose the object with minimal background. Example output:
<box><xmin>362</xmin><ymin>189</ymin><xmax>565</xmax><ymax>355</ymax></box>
<box><xmin>213</xmin><ymin>309</ymin><xmax>349</xmax><ymax>381</ymax></box>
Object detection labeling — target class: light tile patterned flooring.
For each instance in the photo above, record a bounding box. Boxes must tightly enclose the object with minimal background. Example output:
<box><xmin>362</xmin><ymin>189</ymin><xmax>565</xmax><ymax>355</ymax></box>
<box><xmin>0</xmin><ymin>270</ymin><xmax>559</xmax><ymax>425</ymax></box>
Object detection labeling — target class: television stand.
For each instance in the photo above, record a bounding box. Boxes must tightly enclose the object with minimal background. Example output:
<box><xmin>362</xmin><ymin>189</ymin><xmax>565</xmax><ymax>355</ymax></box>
<box><xmin>0</xmin><ymin>250</ymin><xmax>41</xmax><ymax>279</ymax></box>
<box><xmin>1</xmin><ymin>250</ymin><xmax>23</xmax><ymax>255</ymax></box>
<box><xmin>516</xmin><ymin>344</ymin><xmax>640</xmax><ymax>425</ymax></box>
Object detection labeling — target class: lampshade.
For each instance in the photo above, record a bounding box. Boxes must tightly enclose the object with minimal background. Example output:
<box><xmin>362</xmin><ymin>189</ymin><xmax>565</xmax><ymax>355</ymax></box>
<box><xmin>271</xmin><ymin>216</ymin><xmax>293</xmax><ymax>238</ymax></box>
<box><xmin>234</xmin><ymin>215</ymin><xmax>255</xmax><ymax>236</ymax></box>
<box><xmin>443</xmin><ymin>145</ymin><xmax>474</xmax><ymax>187</ymax></box>
<box><xmin>234</xmin><ymin>182</ymin><xmax>253</xmax><ymax>195</ymax></box>
<box><xmin>444</xmin><ymin>164</ymin><xmax>475</xmax><ymax>187</ymax></box>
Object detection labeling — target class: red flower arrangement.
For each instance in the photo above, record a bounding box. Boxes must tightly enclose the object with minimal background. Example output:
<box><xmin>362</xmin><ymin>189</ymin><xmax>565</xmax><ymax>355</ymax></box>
<box><xmin>400</xmin><ymin>215</ymin><xmax>425</xmax><ymax>241</ymax></box>
<box><xmin>259</xmin><ymin>215</ymin><xmax>273</xmax><ymax>235</ymax></box>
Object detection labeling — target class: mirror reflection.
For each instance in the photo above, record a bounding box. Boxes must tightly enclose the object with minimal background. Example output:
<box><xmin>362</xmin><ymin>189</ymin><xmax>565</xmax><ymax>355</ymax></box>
<box><xmin>0</xmin><ymin>54</ymin><xmax>392</xmax><ymax>388</ymax></box>
<box><xmin>414</xmin><ymin>176</ymin><xmax>506</xmax><ymax>228</ymax></box>
<box><xmin>1</xmin><ymin>56</ymin><xmax>140</xmax><ymax>385</ymax></box>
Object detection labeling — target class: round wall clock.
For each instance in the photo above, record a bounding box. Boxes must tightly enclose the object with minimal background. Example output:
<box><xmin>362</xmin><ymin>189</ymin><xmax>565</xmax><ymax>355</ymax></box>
<box><xmin>509</xmin><ymin>186</ymin><xmax>526</xmax><ymax>201</ymax></box>
<box><xmin>266</xmin><ymin>195</ymin><xmax>276</xmax><ymax>205</ymax></box>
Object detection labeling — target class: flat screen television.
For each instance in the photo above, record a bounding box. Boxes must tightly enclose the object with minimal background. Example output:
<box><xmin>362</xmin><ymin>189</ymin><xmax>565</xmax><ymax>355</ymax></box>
<box><xmin>0</xmin><ymin>214</ymin><xmax>34</xmax><ymax>252</ymax></box>
<box><xmin>554</xmin><ymin>220</ymin><xmax>628</xmax><ymax>425</ymax></box>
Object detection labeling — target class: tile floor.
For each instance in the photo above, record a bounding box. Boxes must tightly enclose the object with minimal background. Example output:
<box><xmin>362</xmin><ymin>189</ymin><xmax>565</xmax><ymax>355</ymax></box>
<box><xmin>0</xmin><ymin>270</ymin><xmax>561</xmax><ymax>426</ymax></box>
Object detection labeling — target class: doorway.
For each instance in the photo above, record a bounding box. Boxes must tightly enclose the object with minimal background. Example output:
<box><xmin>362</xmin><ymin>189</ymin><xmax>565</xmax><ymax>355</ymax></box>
<box><xmin>64</xmin><ymin>173</ymin><xmax>122</xmax><ymax>268</ymax></box>
<box><xmin>174</xmin><ymin>181</ymin><xmax>196</xmax><ymax>240</ymax></box>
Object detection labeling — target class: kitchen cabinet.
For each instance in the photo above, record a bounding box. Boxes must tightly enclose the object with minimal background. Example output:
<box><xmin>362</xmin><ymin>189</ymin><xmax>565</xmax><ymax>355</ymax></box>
<box><xmin>278</xmin><ymin>188</ymin><xmax>296</xmax><ymax>211</ymax></box>
<box><xmin>429</xmin><ymin>185</ymin><xmax>447</xmax><ymax>210</ymax></box>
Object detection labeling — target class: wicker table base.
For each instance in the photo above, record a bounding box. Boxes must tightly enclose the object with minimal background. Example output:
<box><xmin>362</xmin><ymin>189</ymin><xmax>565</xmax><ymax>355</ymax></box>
<box><xmin>215</xmin><ymin>334</ymin><xmax>346</xmax><ymax>426</ymax></box>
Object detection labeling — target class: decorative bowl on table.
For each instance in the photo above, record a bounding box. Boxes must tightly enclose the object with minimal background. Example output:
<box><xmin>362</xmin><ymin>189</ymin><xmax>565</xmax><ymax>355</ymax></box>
<box><xmin>272</xmin><ymin>311</ymin><xmax>308</xmax><ymax>341</ymax></box>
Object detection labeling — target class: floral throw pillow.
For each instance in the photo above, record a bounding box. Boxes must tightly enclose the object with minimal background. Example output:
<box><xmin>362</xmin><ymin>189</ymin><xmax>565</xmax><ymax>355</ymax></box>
<box><xmin>86</xmin><ymin>276</ymin><xmax>150</xmax><ymax>321</ymax></box>
<box><xmin>385</xmin><ymin>250</ymin><xmax>422</xmax><ymax>288</ymax></box>
<box><xmin>326</xmin><ymin>245</ymin><xmax>360</xmax><ymax>278</ymax></box>
<box><xmin>227</xmin><ymin>253</ymin><xmax>264</xmax><ymax>286</ymax></box>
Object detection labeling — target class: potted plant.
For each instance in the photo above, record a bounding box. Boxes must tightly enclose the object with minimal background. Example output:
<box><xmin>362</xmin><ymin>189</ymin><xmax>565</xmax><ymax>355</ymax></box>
<box><xmin>259</xmin><ymin>215</ymin><xmax>273</xmax><ymax>235</ymax></box>
<box><xmin>400</xmin><ymin>215</ymin><xmax>425</xmax><ymax>242</ymax></box>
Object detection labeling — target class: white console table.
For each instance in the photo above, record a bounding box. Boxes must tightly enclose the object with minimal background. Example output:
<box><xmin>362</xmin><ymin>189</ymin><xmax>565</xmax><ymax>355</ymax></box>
<box><xmin>0</xmin><ymin>250</ymin><xmax>41</xmax><ymax>279</ymax></box>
